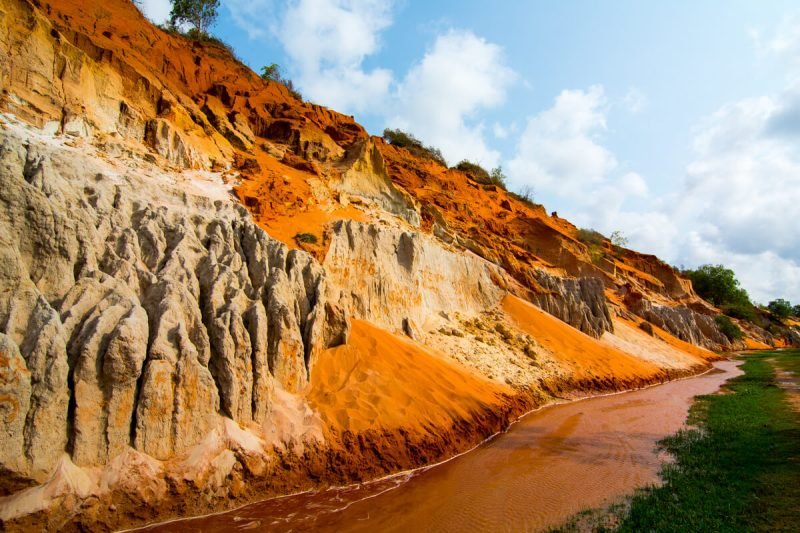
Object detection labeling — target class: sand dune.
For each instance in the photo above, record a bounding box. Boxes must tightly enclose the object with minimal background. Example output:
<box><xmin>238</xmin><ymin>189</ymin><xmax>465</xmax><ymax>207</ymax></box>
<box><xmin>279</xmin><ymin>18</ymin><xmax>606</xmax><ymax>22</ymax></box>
<box><xmin>307</xmin><ymin>320</ymin><xmax>512</xmax><ymax>434</ymax></box>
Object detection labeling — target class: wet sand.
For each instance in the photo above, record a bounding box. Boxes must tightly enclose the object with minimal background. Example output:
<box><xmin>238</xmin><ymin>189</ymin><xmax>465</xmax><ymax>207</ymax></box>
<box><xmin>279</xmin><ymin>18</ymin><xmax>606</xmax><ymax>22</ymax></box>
<box><xmin>139</xmin><ymin>360</ymin><xmax>741</xmax><ymax>533</ymax></box>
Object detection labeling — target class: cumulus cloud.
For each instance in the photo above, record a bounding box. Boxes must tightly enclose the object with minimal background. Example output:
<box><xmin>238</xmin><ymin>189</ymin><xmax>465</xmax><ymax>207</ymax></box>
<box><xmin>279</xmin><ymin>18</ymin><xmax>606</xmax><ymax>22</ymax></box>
<box><xmin>387</xmin><ymin>30</ymin><xmax>516</xmax><ymax>167</ymax></box>
<box><xmin>622</xmin><ymin>87</ymin><xmax>647</xmax><ymax>113</ymax></box>
<box><xmin>505</xmin><ymin>68</ymin><xmax>800</xmax><ymax>303</ymax></box>
<box><xmin>508</xmin><ymin>85</ymin><xmax>617</xmax><ymax>196</ymax></box>
<box><xmin>752</xmin><ymin>14</ymin><xmax>800</xmax><ymax>61</ymax></box>
<box><xmin>137</xmin><ymin>0</ymin><xmax>171</xmax><ymax>25</ymax></box>
<box><xmin>225</xmin><ymin>0</ymin><xmax>273</xmax><ymax>39</ymax></box>
<box><xmin>668</xmin><ymin>86</ymin><xmax>800</xmax><ymax>302</ymax></box>
<box><xmin>225</xmin><ymin>0</ymin><xmax>393</xmax><ymax>113</ymax></box>
<box><xmin>276</xmin><ymin>0</ymin><xmax>394</xmax><ymax>113</ymax></box>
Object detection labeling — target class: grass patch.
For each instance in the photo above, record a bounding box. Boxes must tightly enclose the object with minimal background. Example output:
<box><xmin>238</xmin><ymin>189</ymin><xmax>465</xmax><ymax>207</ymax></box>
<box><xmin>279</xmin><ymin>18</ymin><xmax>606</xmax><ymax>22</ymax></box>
<box><xmin>383</xmin><ymin>128</ymin><xmax>447</xmax><ymax>167</ymax></box>
<box><xmin>294</xmin><ymin>232</ymin><xmax>318</xmax><ymax>244</ymax></box>
<box><xmin>551</xmin><ymin>350</ymin><xmax>800</xmax><ymax>531</ymax></box>
<box><xmin>552</xmin><ymin>350</ymin><xmax>800</xmax><ymax>532</ymax></box>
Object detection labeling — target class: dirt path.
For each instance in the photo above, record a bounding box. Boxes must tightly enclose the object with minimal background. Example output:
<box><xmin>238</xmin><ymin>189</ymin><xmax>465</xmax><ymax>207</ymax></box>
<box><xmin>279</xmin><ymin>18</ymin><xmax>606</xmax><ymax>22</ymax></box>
<box><xmin>772</xmin><ymin>359</ymin><xmax>800</xmax><ymax>412</ymax></box>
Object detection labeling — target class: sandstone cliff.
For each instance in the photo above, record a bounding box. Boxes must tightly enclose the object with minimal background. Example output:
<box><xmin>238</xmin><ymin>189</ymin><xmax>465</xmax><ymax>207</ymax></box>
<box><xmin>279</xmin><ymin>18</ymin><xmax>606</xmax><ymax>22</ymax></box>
<box><xmin>0</xmin><ymin>0</ymin><xmax>785</xmax><ymax>530</ymax></box>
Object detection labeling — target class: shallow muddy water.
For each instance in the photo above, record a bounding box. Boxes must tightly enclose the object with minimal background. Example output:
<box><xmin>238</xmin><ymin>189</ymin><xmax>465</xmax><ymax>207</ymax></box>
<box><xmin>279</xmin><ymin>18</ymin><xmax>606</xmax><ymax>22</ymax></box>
<box><xmin>142</xmin><ymin>360</ymin><xmax>741</xmax><ymax>533</ymax></box>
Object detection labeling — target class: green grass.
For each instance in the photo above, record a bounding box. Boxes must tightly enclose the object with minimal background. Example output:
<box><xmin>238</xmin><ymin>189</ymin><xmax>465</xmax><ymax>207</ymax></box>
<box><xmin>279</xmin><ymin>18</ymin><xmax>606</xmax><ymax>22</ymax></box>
<box><xmin>552</xmin><ymin>349</ymin><xmax>800</xmax><ymax>532</ymax></box>
<box><xmin>294</xmin><ymin>232</ymin><xmax>318</xmax><ymax>244</ymax></box>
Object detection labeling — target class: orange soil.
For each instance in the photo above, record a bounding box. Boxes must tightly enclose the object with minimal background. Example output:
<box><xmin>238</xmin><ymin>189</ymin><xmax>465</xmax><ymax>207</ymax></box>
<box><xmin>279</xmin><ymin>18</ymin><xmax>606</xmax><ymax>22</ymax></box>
<box><xmin>307</xmin><ymin>320</ymin><xmax>512</xmax><ymax>435</ymax></box>
<box><xmin>234</xmin><ymin>149</ymin><xmax>367</xmax><ymax>253</ymax></box>
<box><xmin>744</xmin><ymin>338</ymin><xmax>772</xmax><ymax>350</ymax></box>
<box><xmin>501</xmin><ymin>294</ymin><xmax>664</xmax><ymax>382</ymax></box>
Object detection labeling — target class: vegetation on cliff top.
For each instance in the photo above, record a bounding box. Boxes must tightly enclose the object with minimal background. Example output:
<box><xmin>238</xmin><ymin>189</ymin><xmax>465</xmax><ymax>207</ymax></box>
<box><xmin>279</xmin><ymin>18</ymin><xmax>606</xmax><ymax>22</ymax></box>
<box><xmin>683</xmin><ymin>264</ymin><xmax>751</xmax><ymax>308</ymax></box>
<box><xmin>383</xmin><ymin>128</ymin><xmax>447</xmax><ymax>166</ymax></box>
<box><xmin>683</xmin><ymin>264</ymin><xmax>799</xmax><ymax>340</ymax></box>
<box><xmin>260</xmin><ymin>63</ymin><xmax>303</xmax><ymax>101</ymax></box>
<box><xmin>168</xmin><ymin>0</ymin><xmax>220</xmax><ymax>36</ymax></box>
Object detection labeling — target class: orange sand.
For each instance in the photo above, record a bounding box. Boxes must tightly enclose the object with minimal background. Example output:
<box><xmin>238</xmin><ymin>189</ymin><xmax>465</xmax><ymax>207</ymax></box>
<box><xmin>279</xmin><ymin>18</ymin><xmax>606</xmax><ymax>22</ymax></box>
<box><xmin>234</xmin><ymin>150</ymin><xmax>367</xmax><ymax>252</ymax></box>
<box><xmin>501</xmin><ymin>294</ymin><xmax>664</xmax><ymax>381</ymax></box>
<box><xmin>744</xmin><ymin>338</ymin><xmax>772</xmax><ymax>350</ymax></box>
<box><xmin>307</xmin><ymin>320</ymin><xmax>511</xmax><ymax>434</ymax></box>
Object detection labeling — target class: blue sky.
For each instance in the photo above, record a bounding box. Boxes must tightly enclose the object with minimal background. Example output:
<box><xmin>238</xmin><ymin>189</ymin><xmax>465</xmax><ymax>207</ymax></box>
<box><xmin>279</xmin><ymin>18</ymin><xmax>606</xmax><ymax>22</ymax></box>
<box><xmin>139</xmin><ymin>0</ymin><xmax>800</xmax><ymax>304</ymax></box>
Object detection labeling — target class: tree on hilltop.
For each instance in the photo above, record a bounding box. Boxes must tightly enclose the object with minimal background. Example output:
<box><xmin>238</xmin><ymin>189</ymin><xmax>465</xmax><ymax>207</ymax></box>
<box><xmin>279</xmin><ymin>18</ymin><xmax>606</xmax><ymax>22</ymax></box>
<box><xmin>768</xmin><ymin>298</ymin><xmax>793</xmax><ymax>319</ymax></box>
<box><xmin>170</xmin><ymin>0</ymin><xmax>220</xmax><ymax>35</ymax></box>
<box><xmin>683</xmin><ymin>264</ymin><xmax>751</xmax><ymax>307</ymax></box>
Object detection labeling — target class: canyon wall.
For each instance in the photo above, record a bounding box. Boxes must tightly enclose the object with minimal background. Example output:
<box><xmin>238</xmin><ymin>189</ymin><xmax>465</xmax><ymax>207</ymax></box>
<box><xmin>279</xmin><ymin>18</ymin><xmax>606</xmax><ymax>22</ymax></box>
<box><xmin>0</xmin><ymin>0</ymin><xmax>788</xmax><ymax>530</ymax></box>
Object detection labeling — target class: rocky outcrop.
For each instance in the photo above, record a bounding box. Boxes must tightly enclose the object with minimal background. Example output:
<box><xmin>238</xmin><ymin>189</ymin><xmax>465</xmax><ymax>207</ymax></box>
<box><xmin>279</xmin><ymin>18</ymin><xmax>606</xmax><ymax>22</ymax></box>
<box><xmin>335</xmin><ymin>139</ymin><xmax>421</xmax><ymax>226</ymax></box>
<box><xmin>324</xmin><ymin>219</ymin><xmax>510</xmax><ymax>334</ymax></box>
<box><xmin>629</xmin><ymin>298</ymin><xmax>730</xmax><ymax>350</ymax></box>
<box><xmin>530</xmin><ymin>269</ymin><xmax>613</xmax><ymax>338</ymax></box>
<box><xmin>0</xmin><ymin>122</ymin><xmax>347</xmax><ymax>483</ymax></box>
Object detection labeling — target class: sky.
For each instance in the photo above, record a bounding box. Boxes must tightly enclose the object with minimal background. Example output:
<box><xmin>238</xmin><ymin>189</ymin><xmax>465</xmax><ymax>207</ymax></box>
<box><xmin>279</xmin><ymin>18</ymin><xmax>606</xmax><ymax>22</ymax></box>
<box><xmin>139</xmin><ymin>0</ymin><xmax>800</xmax><ymax>304</ymax></box>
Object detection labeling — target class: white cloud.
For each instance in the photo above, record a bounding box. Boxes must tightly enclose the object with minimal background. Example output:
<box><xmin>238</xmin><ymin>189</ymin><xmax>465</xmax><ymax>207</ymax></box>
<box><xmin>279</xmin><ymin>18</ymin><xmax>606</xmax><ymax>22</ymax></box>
<box><xmin>387</xmin><ymin>30</ymin><xmax>516</xmax><ymax>167</ymax></box>
<box><xmin>493</xmin><ymin>123</ymin><xmax>510</xmax><ymax>139</ymax></box>
<box><xmin>225</xmin><ymin>0</ymin><xmax>394</xmax><ymax>114</ymax></box>
<box><xmin>279</xmin><ymin>0</ymin><xmax>392</xmax><ymax>71</ymax></box>
<box><xmin>276</xmin><ymin>0</ymin><xmax>394</xmax><ymax>113</ymax></box>
<box><xmin>508</xmin><ymin>85</ymin><xmax>617</xmax><ymax>196</ymax></box>
<box><xmin>225</xmin><ymin>0</ymin><xmax>273</xmax><ymax>39</ymax></box>
<box><xmin>137</xmin><ymin>0</ymin><xmax>171</xmax><ymax>25</ymax></box>
<box><xmin>225</xmin><ymin>2</ymin><xmax>513</xmax><ymax>158</ymax></box>
<box><xmin>752</xmin><ymin>14</ymin><xmax>800</xmax><ymax>60</ymax></box>
<box><xmin>667</xmin><ymin>86</ymin><xmax>800</xmax><ymax>302</ymax></box>
<box><xmin>504</xmin><ymin>66</ymin><xmax>800</xmax><ymax>303</ymax></box>
<box><xmin>622</xmin><ymin>87</ymin><xmax>647</xmax><ymax>113</ymax></box>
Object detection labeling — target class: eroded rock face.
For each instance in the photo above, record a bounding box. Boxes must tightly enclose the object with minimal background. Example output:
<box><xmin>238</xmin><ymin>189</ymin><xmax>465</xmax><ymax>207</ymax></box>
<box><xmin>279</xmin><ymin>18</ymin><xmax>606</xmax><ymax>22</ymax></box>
<box><xmin>530</xmin><ymin>269</ymin><xmax>613</xmax><ymax>338</ymax></box>
<box><xmin>335</xmin><ymin>139</ymin><xmax>421</xmax><ymax>227</ymax></box>
<box><xmin>324</xmin><ymin>220</ymin><xmax>507</xmax><ymax>333</ymax></box>
<box><xmin>629</xmin><ymin>298</ymin><xmax>730</xmax><ymax>350</ymax></box>
<box><xmin>0</xmin><ymin>124</ymin><xmax>347</xmax><ymax>480</ymax></box>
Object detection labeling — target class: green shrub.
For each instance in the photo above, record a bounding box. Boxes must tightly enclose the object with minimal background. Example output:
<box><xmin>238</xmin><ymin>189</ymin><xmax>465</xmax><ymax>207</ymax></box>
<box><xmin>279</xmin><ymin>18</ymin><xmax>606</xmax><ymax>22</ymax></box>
<box><xmin>715</xmin><ymin>315</ymin><xmax>743</xmax><ymax>341</ymax></box>
<box><xmin>721</xmin><ymin>302</ymin><xmax>757</xmax><ymax>321</ymax></box>
<box><xmin>576</xmin><ymin>228</ymin><xmax>605</xmax><ymax>246</ymax></box>
<box><xmin>156</xmin><ymin>25</ymin><xmax>243</xmax><ymax>64</ymax></box>
<box><xmin>508</xmin><ymin>187</ymin><xmax>541</xmax><ymax>209</ymax></box>
<box><xmin>767</xmin><ymin>298</ymin><xmax>793</xmax><ymax>319</ymax></box>
<box><xmin>588</xmin><ymin>244</ymin><xmax>605</xmax><ymax>264</ymax></box>
<box><xmin>382</xmin><ymin>128</ymin><xmax>446</xmax><ymax>166</ymax></box>
<box><xmin>454</xmin><ymin>160</ymin><xmax>507</xmax><ymax>189</ymax></box>
<box><xmin>490</xmin><ymin>165</ymin><xmax>508</xmax><ymax>188</ymax></box>
<box><xmin>294</xmin><ymin>232</ymin><xmax>318</xmax><ymax>244</ymax></box>
<box><xmin>455</xmin><ymin>160</ymin><xmax>490</xmax><ymax>180</ymax></box>
<box><xmin>260</xmin><ymin>63</ymin><xmax>303</xmax><ymax>101</ymax></box>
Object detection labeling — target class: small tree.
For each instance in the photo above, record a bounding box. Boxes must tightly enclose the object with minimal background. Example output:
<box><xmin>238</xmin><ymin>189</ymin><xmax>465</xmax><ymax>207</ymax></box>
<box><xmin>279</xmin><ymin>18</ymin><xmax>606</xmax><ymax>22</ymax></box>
<box><xmin>260</xmin><ymin>63</ymin><xmax>281</xmax><ymax>82</ymax></box>
<box><xmin>170</xmin><ymin>0</ymin><xmax>220</xmax><ymax>35</ymax></box>
<box><xmin>683</xmin><ymin>264</ymin><xmax>751</xmax><ymax>308</ymax></box>
<box><xmin>793</xmin><ymin>304</ymin><xmax>800</xmax><ymax>317</ymax></box>
<box><xmin>610</xmin><ymin>230</ymin><xmax>628</xmax><ymax>249</ymax></box>
<box><xmin>260</xmin><ymin>63</ymin><xmax>303</xmax><ymax>101</ymax></box>
<box><xmin>490</xmin><ymin>166</ymin><xmax>507</xmax><ymax>187</ymax></box>
<box><xmin>382</xmin><ymin>128</ymin><xmax>446</xmax><ymax>166</ymax></box>
<box><xmin>768</xmin><ymin>298</ymin><xmax>793</xmax><ymax>319</ymax></box>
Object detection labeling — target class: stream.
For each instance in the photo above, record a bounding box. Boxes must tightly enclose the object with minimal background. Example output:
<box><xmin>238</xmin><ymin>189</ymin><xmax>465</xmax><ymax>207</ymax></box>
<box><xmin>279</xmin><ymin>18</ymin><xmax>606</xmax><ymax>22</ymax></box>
<box><xmin>141</xmin><ymin>360</ymin><xmax>742</xmax><ymax>532</ymax></box>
